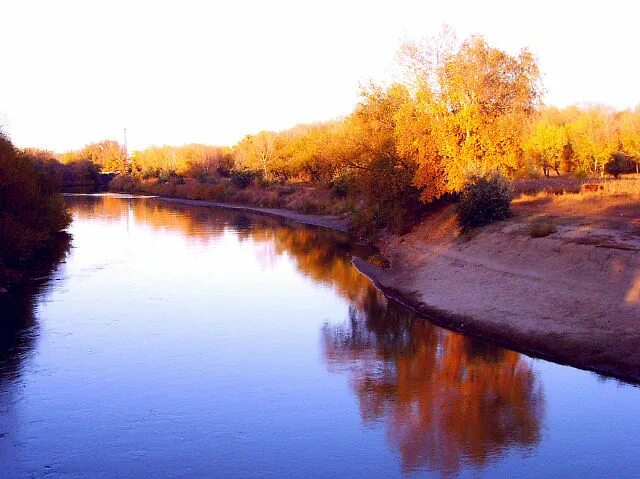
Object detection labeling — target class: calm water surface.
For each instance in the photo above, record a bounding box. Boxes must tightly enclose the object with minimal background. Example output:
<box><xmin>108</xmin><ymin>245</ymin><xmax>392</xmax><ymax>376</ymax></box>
<box><xmin>1</xmin><ymin>195</ymin><xmax>639</xmax><ymax>478</ymax></box>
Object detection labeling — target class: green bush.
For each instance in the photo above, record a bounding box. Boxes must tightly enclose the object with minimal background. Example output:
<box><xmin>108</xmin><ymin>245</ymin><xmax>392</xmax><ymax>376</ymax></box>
<box><xmin>456</xmin><ymin>173</ymin><xmax>511</xmax><ymax>233</ymax></box>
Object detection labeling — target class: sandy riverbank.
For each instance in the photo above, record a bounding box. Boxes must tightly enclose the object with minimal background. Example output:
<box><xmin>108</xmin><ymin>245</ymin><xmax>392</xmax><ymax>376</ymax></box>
<box><xmin>356</xmin><ymin>206</ymin><xmax>640</xmax><ymax>383</ymax></box>
<box><xmin>157</xmin><ymin>195</ymin><xmax>640</xmax><ymax>383</ymax></box>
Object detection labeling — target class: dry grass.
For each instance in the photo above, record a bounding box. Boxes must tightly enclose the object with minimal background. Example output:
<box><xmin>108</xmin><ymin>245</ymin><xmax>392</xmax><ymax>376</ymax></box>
<box><xmin>512</xmin><ymin>175</ymin><xmax>640</xmax><ymax>219</ymax></box>
<box><xmin>511</xmin><ymin>177</ymin><xmax>590</xmax><ymax>196</ymax></box>
<box><xmin>111</xmin><ymin>176</ymin><xmax>353</xmax><ymax>216</ymax></box>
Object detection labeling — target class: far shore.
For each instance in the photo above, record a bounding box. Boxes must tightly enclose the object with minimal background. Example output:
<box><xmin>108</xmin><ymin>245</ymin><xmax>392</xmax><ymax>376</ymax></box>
<box><xmin>81</xmin><ymin>193</ymin><xmax>640</xmax><ymax>384</ymax></box>
<box><xmin>156</xmin><ymin>196</ymin><xmax>351</xmax><ymax>233</ymax></box>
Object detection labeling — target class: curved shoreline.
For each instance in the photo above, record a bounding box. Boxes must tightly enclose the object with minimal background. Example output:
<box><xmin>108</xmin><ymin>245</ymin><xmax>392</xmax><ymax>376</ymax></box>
<box><xmin>148</xmin><ymin>195</ymin><xmax>640</xmax><ymax>384</ymax></box>
<box><xmin>352</xmin><ymin>258</ymin><xmax>640</xmax><ymax>385</ymax></box>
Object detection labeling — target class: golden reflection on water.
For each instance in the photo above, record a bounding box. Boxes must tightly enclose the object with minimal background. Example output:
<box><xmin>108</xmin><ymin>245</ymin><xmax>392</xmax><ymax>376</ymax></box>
<box><xmin>322</xmin><ymin>294</ymin><xmax>543</xmax><ymax>476</ymax></box>
<box><xmin>68</xmin><ymin>195</ymin><xmax>543</xmax><ymax>476</ymax></box>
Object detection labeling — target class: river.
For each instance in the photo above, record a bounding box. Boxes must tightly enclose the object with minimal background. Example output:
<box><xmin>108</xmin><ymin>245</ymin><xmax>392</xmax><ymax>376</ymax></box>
<box><xmin>0</xmin><ymin>194</ymin><xmax>638</xmax><ymax>478</ymax></box>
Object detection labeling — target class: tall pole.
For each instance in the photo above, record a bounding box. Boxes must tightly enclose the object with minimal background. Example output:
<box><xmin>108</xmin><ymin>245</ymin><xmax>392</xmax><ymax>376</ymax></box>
<box><xmin>122</xmin><ymin>127</ymin><xmax>129</xmax><ymax>173</ymax></box>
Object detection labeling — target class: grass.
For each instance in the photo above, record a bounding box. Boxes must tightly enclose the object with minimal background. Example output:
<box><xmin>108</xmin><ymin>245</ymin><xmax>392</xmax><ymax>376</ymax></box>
<box><xmin>110</xmin><ymin>176</ymin><xmax>353</xmax><ymax>217</ymax></box>
<box><xmin>511</xmin><ymin>176</ymin><xmax>589</xmax><ymax>196</ymax></box>
<box><xmin>512</xmin><ymin>174</ymin><xmax>640</xmax><ymax>219</ymax></box>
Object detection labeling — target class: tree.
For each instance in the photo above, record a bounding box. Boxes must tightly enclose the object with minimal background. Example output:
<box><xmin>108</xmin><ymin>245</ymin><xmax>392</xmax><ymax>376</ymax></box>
<box><xmin>567</xmin><ymin>106</ymin><xmax>618</xmax><ymax>175</ymax></box>
<box><xmin>618</xmin><ymin>107</ymin><xmax>640</xmax><ymax>173</ymax></box>
<box><xmin>605</xmin><ymin>152</ymin><xmax>629</xmax><ymax>179</ymax></box>
<box><xmin>525</xmin><ymin>115</ymin><xmax>569</xmax><ymax>176</ymax></box>
<box><xmin>342</xmin><ymin>84</ymin><xmax>421</xmax><ymax>233</ymax></box>
<box><xmin>0</xmin><ymin>133</ymin><xmax>71</xmax><ymax>283</ymax></box>
<box><xmin>276</xmin><ymin>122</ymin><xmax>341</xmax><ymax>183</ymax></box>
<box><xmin>398</xmin><ymin>33</ymin><xmax>542</xmax><ymax>200</ymax></box>
<box><xmin>233</xmin><ymin>131</ymin><xmax>278</xmax><ymax>180</ymax></box>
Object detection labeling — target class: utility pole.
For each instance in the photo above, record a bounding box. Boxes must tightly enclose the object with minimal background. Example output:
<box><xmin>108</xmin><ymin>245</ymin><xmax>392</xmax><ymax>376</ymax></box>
<box><xmin>122</xmin><ymin>127</ymin><xmax>129</xmax><ymax>173</ymax></box>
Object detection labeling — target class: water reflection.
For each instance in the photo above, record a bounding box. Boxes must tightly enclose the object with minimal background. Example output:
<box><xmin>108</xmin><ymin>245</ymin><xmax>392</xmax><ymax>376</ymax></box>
<box><xmin>0</xmin><ymin>234</ymin><xmax>70</xmax><ymax>382</ymax></box>
<box><xmin>67</xmin><ymin>196</ymin><xmax>544</xmax><ymax>476</ymax></box>
<box><xmin>322</xmin><ymin>279</ymin><xmax>544</xmax><ymax>476</ymax></box>
<box><xmin>69</xmin><ymin>195</ymin><xmax>372</xmax><ymax>300</ymax></box>
<box><xmin>0</xmin><ymin>196</ymin><xmax>552</xmax><ymax>477</ymax></box>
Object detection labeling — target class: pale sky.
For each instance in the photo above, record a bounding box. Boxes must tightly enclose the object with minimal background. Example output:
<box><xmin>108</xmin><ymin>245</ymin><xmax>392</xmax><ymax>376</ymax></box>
<box><xmin>1</xmin><ymin>0</ymin><xmax>638</xmax><ymax>152</ymax></box>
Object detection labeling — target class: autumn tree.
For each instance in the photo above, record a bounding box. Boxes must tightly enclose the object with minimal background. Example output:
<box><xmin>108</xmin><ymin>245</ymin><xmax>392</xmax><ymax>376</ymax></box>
<box><xmin>0</xmin><ymin>133</ymin><xmax>71</xmax><ymax>284</ymax></box>
<box><xmin>524</xmin><ymin>113</ymin><xmax>569</xmax><ymax>176</ymax></box>
<box><xmin>342</xmin><ymin>84</ymin><xmax>422</xmax><ymax>233</ymax></box>
<box><xmin>233</xmin><ymin>131</ymin><xmax>279</xmax><ymax>180</ymax></box>
<box><xmin>174</xmin><ymin>144</ymin><xmax>233</xmax><ymax>178</ymax></box>
<box><xmin>130</xmin><ymin>145</ymin><xmax>178</xmax><ymax>179</ymax></box>
<box><xmin>618</xmin><ymin>107</ymin><xmax>640</xmax><ymax>173</ymax></box>
<box><xmin>566</xmin><ymin>106</ymin><xmax>618</xmax><ymax>175</ymax></box>
<box><xmin>277</xmin><ymin>122</ymin><xmax>342</xmax><ymax>183</ymax></box>
<box><xmin>398</xmin><ymin>33</ymin><xmax>542</xmax><ymax>200</ymax></box>
<box><xmin>65</xmin><ymin>140</ymin><xmax>125</xmax><ymax>172</ymax></box>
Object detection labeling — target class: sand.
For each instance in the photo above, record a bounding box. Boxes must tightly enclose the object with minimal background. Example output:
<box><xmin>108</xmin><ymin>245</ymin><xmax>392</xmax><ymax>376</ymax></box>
<box><xmin>355</xmin><ymin>207</ymin><xmax>640</xmax><ymax>383</ymax></box>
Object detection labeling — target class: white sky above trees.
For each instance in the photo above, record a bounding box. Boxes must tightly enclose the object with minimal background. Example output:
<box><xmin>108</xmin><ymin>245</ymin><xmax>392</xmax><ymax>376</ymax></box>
<box><xmin>1</xmin><ymin>0</ymin><xmax>638</xmax><ymax>151</ymax></box>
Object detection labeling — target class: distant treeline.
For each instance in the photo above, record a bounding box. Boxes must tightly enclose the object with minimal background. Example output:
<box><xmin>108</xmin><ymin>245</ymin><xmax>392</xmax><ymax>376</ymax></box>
<box><xmin>34</xmin><ymin>32</ymin><xmax>640</xmax><ymax>232</ymax></box>
<box><xmin>0</xmin><ymin>134</ymin><xmax>71</xmax><ymax>289</ymax></box>
<box><xmin>23</xmin><ymin>147</ymin><xmax>116</xmax><ymax>192</ymax></box>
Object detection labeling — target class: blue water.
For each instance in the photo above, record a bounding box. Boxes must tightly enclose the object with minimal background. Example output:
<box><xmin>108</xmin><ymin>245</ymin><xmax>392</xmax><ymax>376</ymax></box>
<box><xmin>0</xmin><ymin>195</ymin><xmax>638</xmax><ymax>478</ymax></box>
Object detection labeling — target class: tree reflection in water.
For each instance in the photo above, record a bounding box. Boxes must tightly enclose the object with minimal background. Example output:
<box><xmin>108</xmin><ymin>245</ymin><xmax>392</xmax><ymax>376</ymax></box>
<box><xmin>68</xmin><ymin>196</ymin><xmax>544</xmax><ymax>476</ymax></box>
<box><xmin>322</xmin><ymin>288</ymin><xmax>544</xmax><ymax>477</ymax></box>
<box><xmin>0</xmin><ymin>234</ymin><xmax>71</xmax><ymax>383</ymax></box>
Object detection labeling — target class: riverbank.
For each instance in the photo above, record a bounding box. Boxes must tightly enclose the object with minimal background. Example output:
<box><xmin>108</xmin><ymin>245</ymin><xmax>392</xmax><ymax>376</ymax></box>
<box><xmin>356</xmin><ymin>205</ymin><xmax>640</xmax><ymax>383</ymax></box>
<box><xmin>157</xmin><ymin>194</ymin><xmax>640</xmax><ymax>383</ymax></box>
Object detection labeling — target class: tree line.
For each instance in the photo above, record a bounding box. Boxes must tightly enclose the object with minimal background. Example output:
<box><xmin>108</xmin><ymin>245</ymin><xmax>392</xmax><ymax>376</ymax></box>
<box><xmin>0</xmin><ymin>134</ymin><xmax>71</xmax><ymax>288</ymax></box>
<box><xmin>28</xmin><ymin>31</ymin><xmax>640</xmax><ymax>233</ymax></box>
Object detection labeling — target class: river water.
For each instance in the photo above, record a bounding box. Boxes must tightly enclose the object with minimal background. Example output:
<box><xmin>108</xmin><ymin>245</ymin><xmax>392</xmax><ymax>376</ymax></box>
<box><xmin>0</xmin><ymin>195</ymin><xmax>638</xmax><ymax>478</ymax></box>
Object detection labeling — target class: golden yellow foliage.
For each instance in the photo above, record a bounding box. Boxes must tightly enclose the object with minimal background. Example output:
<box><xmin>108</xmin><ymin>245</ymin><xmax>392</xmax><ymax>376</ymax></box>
<box><xmin>398</xmin><ymin>34</ymin><xmax>541</xmax><ymax>200</ymax></box>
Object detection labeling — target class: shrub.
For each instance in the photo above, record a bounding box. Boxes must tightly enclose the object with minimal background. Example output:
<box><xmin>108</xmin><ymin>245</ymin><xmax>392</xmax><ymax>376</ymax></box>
<box><xmin>528</xmin><ymin>219</ymin><xmax>557</xmax><ymax>238</ymax></box>
<box><xmin>230</xmin><ymin>170</ymin><xmax>254</xmax><ymax>189</ymax></box>
<box><xmin>299</xmin><ymin>196</ymin><xmax>320</xmax><ymax>214</ymax></box>
<box><xmin>109</xmin><ymin>174</ymin><xmax>139</xmax><ymax>193</ymax></box>
<box><xmin>330</xmin><ymin>170</ymin><xmax>350</xmax><ymax>198</ymax></box>
<box><xmin>180</xmin><ymin>180</ymin><xmax>207</xmax><ymax>200</ymax></box>
<box><xmin>605</xmin><ymin>153</ymin><xmax>628</xmax><ymax>179</ymax></box>
<box><xmin>351</xmin><ymin>205</ymin><xmax>381</xmax><ymax>238</ymax></box>
<box><xmin>573</xmin><ymin>166</ymin><xmax>590</xmax><ymax>179</ymax></box>
<box><xmin>216</xmin><ymin>157</ymin><xmax>234</xmax><ymax>177</ymax></box>
<box><xmin>456</xmin><ymin>173</ymin><xmax>511</xmax><ymax>232</ymax></box>
<box><xmin>205</xmin><ymin>183</ymin><xmax>229</xmax><ymax>202</ymax></box>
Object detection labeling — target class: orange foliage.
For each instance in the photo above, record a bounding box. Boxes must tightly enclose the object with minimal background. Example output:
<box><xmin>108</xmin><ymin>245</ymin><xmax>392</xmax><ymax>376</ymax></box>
<box><xmin>323</xmin><ymin>294</ymin><xmax>543</xmax><ymax>476</ymax></box>
<box><xmin>50</xmin><ymin>29</ymin><xmax>640</xmax><ymax>233</ymax></box>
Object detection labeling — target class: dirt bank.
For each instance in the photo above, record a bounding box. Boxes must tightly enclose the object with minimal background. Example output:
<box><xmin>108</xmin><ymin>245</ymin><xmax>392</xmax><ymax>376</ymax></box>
<box><xmin>158</xmin><ymin>194</ymin><xmax>640</xmax><ymax>382</ymax></box>
<box><xmin>354</xmin><ymin>206</ymin><xmax>640</xmax><ymax>383</ymax></box>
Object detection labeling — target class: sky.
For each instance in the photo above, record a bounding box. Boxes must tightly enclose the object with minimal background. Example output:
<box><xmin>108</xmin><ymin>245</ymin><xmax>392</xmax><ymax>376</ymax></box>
<box><xmin>1</xmin><ymin>0</ymin><xmax>639</xmax><ymax>152</ymax></box>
